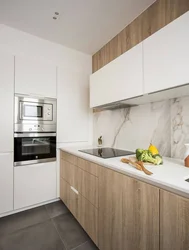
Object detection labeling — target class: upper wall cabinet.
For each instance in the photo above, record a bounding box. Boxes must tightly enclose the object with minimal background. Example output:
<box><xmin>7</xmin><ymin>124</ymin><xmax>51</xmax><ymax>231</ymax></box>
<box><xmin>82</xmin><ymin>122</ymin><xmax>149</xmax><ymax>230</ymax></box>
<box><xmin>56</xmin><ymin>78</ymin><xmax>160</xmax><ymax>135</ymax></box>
<box><xmin>57</xmin><ymin>68</ymin><xmax>90</xmax><ymax>143</ymax></box>
<box><xmin>143</xmin><ymin>12</ymin><xmax>189</xmax><ymax>94</ymax></box>
<box><xmin>90</xmin><ymin>43</ymin><xmax>143</xmax><ymax>108</ymax></box>
<box><xmin>15</xmin><ymin>55</ymin><xmax>57</xmax><ymax>98</ymax></box>
<box><xmin>0</xmin><ymin>51</ymin><xmax>14</xmax><ymax>152</ymax></box>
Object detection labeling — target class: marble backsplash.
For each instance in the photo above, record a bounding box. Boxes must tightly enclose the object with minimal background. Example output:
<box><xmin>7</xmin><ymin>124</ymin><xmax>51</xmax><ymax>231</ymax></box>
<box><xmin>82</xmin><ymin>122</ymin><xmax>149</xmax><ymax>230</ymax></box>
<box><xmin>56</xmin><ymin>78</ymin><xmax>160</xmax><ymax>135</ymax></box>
<box><xmin>93</xmin><ymin>96</ymin><xmax>189</xmax><ymax>159</ymax></box>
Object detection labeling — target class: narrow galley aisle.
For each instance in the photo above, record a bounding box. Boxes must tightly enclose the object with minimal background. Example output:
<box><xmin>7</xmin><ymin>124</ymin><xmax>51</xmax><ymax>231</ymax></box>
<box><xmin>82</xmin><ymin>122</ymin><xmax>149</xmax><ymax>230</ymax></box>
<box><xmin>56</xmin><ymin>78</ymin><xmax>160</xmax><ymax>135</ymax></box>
<box><xmin>0</xmin><ymin>201</ymin><xmax>98</xmax><ymax>250</ymax></box>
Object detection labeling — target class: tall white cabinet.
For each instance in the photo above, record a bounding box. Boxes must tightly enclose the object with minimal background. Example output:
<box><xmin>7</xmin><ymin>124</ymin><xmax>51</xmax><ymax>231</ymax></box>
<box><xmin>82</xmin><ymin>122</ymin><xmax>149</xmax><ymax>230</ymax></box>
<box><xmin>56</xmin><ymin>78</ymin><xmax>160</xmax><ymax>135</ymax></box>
<box><xmin>0</xmin><ymin>51</ymin><xmax>14</xmax><ymax>214</ymax></box>
<box><xmin>15</xmin><ymin>55</ymin><xmax>57</xmax><ymax>98</ymax></box>
<box><xmin>143</xmin><ymin>12</ymin><xmax>189</xmax><ymax>94</ymax></box>
<box><xmin>57</xmin><ymin>67</ymin><xmax>90</xmax><ymax>143</ymax></box>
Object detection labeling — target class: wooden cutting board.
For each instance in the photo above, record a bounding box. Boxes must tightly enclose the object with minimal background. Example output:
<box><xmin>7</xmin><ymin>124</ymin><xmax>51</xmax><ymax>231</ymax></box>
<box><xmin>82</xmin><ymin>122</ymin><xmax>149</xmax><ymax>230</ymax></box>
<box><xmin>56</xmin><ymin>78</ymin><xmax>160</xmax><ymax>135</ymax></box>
<box><xmin>129</xmin><ymin>156</ymin><xmax>154</xmax><ymax>166</ymax></box>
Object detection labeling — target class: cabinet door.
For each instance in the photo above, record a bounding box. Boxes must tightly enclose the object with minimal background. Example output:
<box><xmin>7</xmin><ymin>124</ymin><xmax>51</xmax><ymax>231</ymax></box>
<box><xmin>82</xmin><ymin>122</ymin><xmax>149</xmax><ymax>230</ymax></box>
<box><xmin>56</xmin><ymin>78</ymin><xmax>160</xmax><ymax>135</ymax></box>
<box><xmin>77</xmin><ymin>157</ymin><xmax>99</xmax><ymax>177</ymax></box>
<box><xmin>15</xmin><ymin>55</ymin><xmax>56</xmax><ymax>98</ymax></box>
<box><xmin>90</xmin><ymin>43</ymin><xmax>143</xmax><ymax>107</ymax></box>
<box><xmin>98</xmin><ymin>167</ymin><xmax>123</xmax><ymax>250</ymax></box>
<box><xmin>60</xmin><ymin>177</ymin><xmax>70</xmax><ymax>208</ymax></box>
<box><xmin>144</xmin><ymin>12</ymin><xmax>189</xmax><ymax>94</ymax></box>
<box><xmin>123</xmin><ymin>176</ymin><xmax>159</xmax><ymax>250</ymax></box>
<box><xmin>78</xmin><ymin>194</ymin><xmax>98</xmax><ymax>245</ymax></box>
<box><xmin>78</xmin><ymin>167</ymin><xmax>98</xmax><ymax>208</ymax></box>
<box><xmin>0</xmin><ymin>153</ymin><xmax>13</xmax><ymax>214</ymax></box>
<box><xmin>69</xmin><ymin>185</ymin><xmax>79</xmax><ymax>219</ymax></box>
<box><xmin>57</xmin><ymin>68</ymin><xmax>90</xmax><ymax>143</ymax></box>
<box><xmin>0</xmin><ymin>51</ymin><xmax>14</xmax><ymax>152</ymax></box>
<box><xmin>160</xmin><ymin>190</ymin><xmax>189</xmax><ymax>250</ymax></box>
<box><xmin>60</xmin><ymin>159</ymin><xmax>78</xmax><ymax>190</ymax></box>
<box><xmin>14</xmin><ymin>162</ymin><xmax>56</xmax><ymax>209</ymax></box>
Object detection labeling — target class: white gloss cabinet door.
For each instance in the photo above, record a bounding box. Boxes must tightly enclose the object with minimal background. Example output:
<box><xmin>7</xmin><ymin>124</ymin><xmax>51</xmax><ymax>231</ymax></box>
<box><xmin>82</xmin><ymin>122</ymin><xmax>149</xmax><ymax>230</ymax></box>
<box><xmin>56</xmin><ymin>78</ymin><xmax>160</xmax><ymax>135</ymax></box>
<box><xmin>14</xmin><ymin>162</ymin><xmax>57</xmax><ymax>209</ymax></box>
<box><xmin>0</xmin><ymin>153</ymin><xmax>13</xmax><ymax>214</ymax></box>
<box><xmin>57</xmin><ymin>68</ymin><xmax>89</xmax><ymax>143</ymax></box>
<box><xmin>15</xmin><ymin>55</ymin><xmax>57</xmax><ymax>98</ymax></box>
<box><xmin>143</xmin><ymin>12</ymin><xmax>189</xmax><ymax>94</ymax></box>
<box><xmin>90</xmin><ymin>43</ymin><xmax>143</xmax><ymax>107</ymax></box>
<box><xmin>0</xmin><ymin>51</ymin><xmax>14</xmax><ymax>152</ymax></box>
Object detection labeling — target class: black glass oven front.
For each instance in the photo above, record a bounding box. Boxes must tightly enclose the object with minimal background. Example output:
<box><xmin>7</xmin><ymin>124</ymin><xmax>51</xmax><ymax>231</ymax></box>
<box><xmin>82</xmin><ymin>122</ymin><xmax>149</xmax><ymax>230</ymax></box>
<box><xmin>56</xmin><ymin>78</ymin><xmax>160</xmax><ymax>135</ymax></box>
<box><xmin>14</xmin><ymin>133</ymin><xmax>56</xmax><ymax>165</ymax></box>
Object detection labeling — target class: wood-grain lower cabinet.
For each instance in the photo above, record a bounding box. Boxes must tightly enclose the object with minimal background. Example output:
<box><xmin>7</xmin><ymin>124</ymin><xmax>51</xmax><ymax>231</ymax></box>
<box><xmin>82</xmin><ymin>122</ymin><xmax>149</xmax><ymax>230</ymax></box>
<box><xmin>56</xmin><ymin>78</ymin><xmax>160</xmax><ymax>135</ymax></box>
<box><xmin>60</xmin><ymin>177</ymin><xmax>70</xmax><ymax>208</ymax></box>
<box><xmin>160</xmin><ymin>190</ymin><xmax>189</xmax><ymax>250</ymax></box>
<box><xmin>78</xmin><ymin>167</ymin><xmax>98</xmax><ymax>208</ymax></box>
<box><xmin>98</xmin><ymin>166</ymin><xmax>123</xmax><ymax>250</ymax></box>
<box><xmin>78</xmin><ymin>194</ymin><xmax>98</xmax><ymax>245</ymax></box>
<box><xmin>60</xmin><ymin>159</ymin><xmax>78</xmax><ymax>189</ymax></box>
<box><xmin>122</xmin><ymin>176</ymin><xmax>159</xmax><ymax>250</ymax></box>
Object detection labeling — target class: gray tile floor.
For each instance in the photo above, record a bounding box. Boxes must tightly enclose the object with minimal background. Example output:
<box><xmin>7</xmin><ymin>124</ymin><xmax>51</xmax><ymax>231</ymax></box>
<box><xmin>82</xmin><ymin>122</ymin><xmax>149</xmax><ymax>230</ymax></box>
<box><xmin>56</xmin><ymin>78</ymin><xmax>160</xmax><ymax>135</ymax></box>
<box><xmin>0</xmin><ymin>201</ymin><xmax>98</xmax><ymax>250</ymax></box>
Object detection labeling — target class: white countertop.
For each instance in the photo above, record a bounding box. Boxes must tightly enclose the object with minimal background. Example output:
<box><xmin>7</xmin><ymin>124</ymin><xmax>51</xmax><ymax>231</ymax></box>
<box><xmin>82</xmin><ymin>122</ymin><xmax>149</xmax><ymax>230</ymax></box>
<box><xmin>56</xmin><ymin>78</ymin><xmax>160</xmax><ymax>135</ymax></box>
<box><xmin>60</xmin><ymin>145</ymin><xmax>189</xmax><ymax>199</ymax></box>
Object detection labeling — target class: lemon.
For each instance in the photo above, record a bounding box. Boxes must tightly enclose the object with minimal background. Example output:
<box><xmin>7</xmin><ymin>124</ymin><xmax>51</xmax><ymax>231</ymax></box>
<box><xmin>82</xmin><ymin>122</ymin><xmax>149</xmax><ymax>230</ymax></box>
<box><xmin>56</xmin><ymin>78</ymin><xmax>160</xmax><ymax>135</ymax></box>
<box><xmin>148</xmin><ymin>143</ymin><xmax>159</xmax><ymax>155</ymax></box>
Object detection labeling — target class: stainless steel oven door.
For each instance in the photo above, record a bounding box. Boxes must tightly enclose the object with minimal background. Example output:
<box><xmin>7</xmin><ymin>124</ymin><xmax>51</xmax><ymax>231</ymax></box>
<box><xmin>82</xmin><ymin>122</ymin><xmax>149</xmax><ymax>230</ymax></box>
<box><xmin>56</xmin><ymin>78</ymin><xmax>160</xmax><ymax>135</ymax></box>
<box><xmin>14</xmin><ymin>133</ymin><xmax>56</xmax><ymax>166</ymax></box>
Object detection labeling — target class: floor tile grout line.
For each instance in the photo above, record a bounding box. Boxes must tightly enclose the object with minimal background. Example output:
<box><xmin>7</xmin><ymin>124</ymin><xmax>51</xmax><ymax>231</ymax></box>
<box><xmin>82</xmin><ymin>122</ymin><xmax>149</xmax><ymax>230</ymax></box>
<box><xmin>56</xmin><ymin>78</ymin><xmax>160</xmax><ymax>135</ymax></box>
<box><xmin>70</xmin><ymin>240</ymin><xmax>88</xmax><ymax>250</ymax></box>
<box><xmin>0</xmin><ymin>218</ymin><xmax>51</xmax><ymax>239</ymax></box>
<box><xmin>44</xmin><ymin>204</ymin><xmax>52</xmax><ymax>219</ymax></box>
<box><xmin>51</xmin><ymin>217</ymin><xmax>68</xmax><ymax>250</ymax></box>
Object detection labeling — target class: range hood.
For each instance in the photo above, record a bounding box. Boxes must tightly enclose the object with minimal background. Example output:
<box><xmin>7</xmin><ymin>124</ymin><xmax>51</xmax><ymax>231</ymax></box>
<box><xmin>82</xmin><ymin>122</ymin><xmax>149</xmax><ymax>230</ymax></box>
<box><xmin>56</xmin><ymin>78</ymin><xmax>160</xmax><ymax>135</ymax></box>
<box><xmin>93</xmin><ymin>83</ymin><xmax>189</xmax><ymax>111</ymax></box>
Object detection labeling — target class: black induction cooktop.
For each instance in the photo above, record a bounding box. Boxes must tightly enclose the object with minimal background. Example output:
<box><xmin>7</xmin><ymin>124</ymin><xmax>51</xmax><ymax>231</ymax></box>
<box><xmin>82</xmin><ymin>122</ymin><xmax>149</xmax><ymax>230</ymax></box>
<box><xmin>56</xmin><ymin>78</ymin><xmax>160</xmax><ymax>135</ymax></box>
<box><xmin>79</xmin><ymin>147</ymin><xmax>134</xmax><ymax>159</ymax></box>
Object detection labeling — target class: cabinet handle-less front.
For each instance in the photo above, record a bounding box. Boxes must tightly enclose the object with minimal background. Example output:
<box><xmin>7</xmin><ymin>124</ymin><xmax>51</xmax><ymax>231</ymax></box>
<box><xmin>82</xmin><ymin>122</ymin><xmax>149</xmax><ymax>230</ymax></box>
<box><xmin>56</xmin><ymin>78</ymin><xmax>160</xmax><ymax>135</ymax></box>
<box><xmin>70</xmin><ymin>186</ymin><xmax>79</xmax><ymax>195</ymax></box>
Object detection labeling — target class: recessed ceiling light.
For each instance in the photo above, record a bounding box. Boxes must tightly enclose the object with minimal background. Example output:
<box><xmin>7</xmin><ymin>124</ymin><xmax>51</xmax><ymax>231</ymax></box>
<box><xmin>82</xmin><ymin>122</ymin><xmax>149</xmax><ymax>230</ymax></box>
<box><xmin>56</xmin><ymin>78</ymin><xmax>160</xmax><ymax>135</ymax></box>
<box><xmin>53</xmin><ymin>16</ymin><xmax>57</xmax><ymax>20</ymax></box>
<box><xmin>55</xmin><ymin>12</ymin><xmax>59</xmax><ymax>15</ymax></box>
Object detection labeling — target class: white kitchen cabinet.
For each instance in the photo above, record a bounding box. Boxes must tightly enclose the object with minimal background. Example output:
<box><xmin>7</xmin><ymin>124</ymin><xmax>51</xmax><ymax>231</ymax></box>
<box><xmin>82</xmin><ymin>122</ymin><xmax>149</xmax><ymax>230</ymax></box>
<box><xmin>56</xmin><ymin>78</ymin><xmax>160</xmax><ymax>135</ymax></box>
<box><xmin>15</xmin><ymin>55</ymin><xmax>57</xmax><ymax>98</ymax></box>
<box><xmin>143</xmin><ymin>12</ymin><xmax>189</xmax><ymax>94</ymax></box>
<box><xmin>90</xmin><ymin>43</ymin><xmax>143</xmax><ymax>107</ymax></box>
<box><xmin>14</xmin><ymin>161</ymin><xmax>57</xmax><ymax>209</ymax></box>
<box><xmin>0</xmin><ymin>153</ymin><xmax>13</xmax><ymax>214</ymax></box>
<box><xmin>57</xmin><ymin>67</ymin><xmax>90</xmax><ymax>143</ymax></box>
<box><xmin>0</xmin><ymin>51</ymin><xmax>14</xmax><ymax>152</ymax></box>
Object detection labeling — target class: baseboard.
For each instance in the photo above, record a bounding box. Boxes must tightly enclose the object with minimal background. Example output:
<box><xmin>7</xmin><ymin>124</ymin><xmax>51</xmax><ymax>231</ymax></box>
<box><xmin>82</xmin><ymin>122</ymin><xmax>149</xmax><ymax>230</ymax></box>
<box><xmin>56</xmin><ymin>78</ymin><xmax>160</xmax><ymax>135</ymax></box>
<box><xmin>0</xmin><ymin>197</ymin><xmax>60</xmax><ymax>218</ymax></box>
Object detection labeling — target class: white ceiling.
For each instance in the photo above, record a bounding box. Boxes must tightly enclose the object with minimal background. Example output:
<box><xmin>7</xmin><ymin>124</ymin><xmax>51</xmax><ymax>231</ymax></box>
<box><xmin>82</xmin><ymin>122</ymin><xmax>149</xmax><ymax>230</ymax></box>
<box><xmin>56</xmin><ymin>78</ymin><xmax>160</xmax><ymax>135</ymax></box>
<box><xmin>0</xmin><ymin>0</ymin><xmax>156</xmax><ymax>54</ymax></box>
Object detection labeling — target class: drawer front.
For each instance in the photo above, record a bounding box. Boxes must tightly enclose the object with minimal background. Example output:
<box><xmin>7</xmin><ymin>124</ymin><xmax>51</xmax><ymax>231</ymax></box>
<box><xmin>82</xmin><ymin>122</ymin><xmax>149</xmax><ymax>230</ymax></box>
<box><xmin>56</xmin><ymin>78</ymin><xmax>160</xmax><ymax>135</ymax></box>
<box><xmin>78</xmin><ymin>194</ymin><xmax>98</xmax><ymax>246</ymax></box>
<box><xmin>69</xmin><ymin>186</ymin><xmax>79</xmax><ymax>219</ymax></box>
<box><xmin>77</xmin><ymin>157</ymin><xmax>99</xmax><ymax>177</ymax></box>
<box><xmin>60</xmin><ymin>159</ymin><xmax>78</xmax><ymax>189</ymax></box>
<box><xmin>61</xmin><ymin>151</ymin><xmax>77</xmax><ymax>165</ymax></box>
<box><xmin>60</xmin><ymin>177</ymin><xmax>70</xmax><ymax>208</ymax></box>
<box><xmin>78</xmin><ymin>168</ymin><xmax>98</xmax><ymax>208</ymax></box>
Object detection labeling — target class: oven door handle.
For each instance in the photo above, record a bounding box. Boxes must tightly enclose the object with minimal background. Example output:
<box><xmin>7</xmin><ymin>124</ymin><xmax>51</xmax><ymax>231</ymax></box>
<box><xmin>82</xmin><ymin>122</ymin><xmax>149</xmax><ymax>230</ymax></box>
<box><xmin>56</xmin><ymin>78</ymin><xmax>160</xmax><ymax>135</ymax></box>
<box><xmin>14</xmin><ymin>133</ymin><xmax>56</xmax><ymax>138</ymax></box>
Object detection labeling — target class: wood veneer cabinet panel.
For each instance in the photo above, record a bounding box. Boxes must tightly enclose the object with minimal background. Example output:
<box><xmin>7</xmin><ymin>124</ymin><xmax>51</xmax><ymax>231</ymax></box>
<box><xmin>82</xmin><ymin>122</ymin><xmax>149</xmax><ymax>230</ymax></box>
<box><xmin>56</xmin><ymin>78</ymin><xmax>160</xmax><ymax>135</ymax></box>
<box><xmin>92</xmin><ymin>0</ymin><xmax>189</xmax><ymax>72</ymax></box>
<box><xmin>160</xmin><ymin>190</ymin><xmax>189</xmax><ymax>250</ymax></box>
<box><xmin>60</xmin><ymin>151</ymin><xmax>77</xmax><ymax>165</ymax></box>
<box><xmin>60</xmin><ymin>177</ymin><xmax>70</xmax><ymax>208</ymax></box>
<box><xmin>69</xmin><ymin>187</ymin><xmax>79</xmax><ymax>219</ymax></box>
<box><xmin>78</xmin><ymin>167</ymin><xmax>98</xmax><ymax>208</ymax></box>
<box><xmin>78</xmin><ymin>194</ymin><xmax>98</xmax><ymax>245</ymax></box>
<box><xmin>122</xmin><ymin>176</ymin><xmax>159</xmax><ymax>250</ymax></box>
<box><xmin>98</xmin><ymin>166</ymin><xmax>123</xmax><ymax>250</ymax></box>
<box><xmin>60</xmin><ymin>159</ymin><xmax>78</xmax><ymax>189</ymax></box>
<box><xmin>77</xmin><ymin>157</ymin><xmax>99</xmax><ymax>177</ymax></box>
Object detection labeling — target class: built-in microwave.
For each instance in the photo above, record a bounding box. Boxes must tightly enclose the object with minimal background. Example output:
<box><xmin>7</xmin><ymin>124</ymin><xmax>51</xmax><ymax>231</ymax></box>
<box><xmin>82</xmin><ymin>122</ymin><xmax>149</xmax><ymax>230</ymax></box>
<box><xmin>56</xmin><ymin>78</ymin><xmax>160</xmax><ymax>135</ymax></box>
<box><xmin>15</xmin><ymin>95</ymin><xmax>57</xmax><ymax>132</ymax></box>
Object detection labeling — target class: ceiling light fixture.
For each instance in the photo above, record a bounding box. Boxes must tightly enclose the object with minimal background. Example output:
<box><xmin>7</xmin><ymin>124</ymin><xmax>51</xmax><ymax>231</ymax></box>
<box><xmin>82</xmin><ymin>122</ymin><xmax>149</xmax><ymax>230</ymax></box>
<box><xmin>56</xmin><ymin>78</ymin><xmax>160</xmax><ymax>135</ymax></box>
<box><xmin>55</xmin><ymin>12</ymin><xmax>59</xmax><ymax>15</ymax></box>
<box><xmin>53</xmin><ymin>16</ymin><xmax>57</xmax><ymax>20</ymax></box>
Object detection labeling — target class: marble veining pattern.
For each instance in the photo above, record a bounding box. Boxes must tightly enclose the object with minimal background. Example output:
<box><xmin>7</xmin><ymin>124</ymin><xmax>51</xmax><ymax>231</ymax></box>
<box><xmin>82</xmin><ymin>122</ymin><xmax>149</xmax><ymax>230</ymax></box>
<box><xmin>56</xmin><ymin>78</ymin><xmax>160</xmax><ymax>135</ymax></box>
<box><xmin>93</xmin><ymin>96</ymin><xmax>189</xmax><ymax>159</ymax></box>
<box><xmin>171</xmin><ymin>97</ymin><xmax>189</xmax><ymax>159</ymax></box>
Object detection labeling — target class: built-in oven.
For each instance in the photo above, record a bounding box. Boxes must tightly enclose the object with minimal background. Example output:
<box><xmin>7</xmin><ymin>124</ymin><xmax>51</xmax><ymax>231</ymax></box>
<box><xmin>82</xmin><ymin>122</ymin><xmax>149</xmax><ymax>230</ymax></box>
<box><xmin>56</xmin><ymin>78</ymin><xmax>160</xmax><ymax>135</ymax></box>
<box><xmin>14</xmin><ymin>133</ymin><xmax>56</xmax><ymax>166</ymax></box>
<box><xmin>15</xmin><ymin>95</ymin><xmax>57</xmax><ymax>133</ymax></box>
